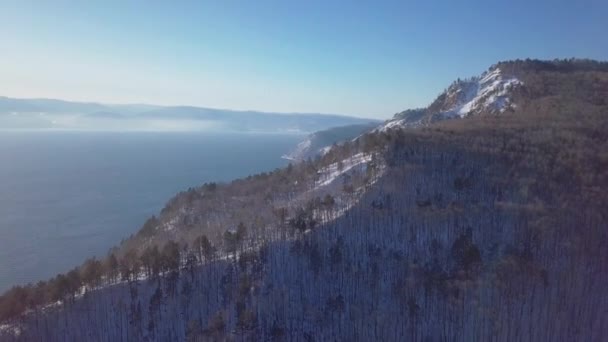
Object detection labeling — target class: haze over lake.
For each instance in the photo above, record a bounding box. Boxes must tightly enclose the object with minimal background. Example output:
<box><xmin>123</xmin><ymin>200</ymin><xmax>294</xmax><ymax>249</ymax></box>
<box><xmin>0</xmin><ymin>131</ymin><xmax>300</xmax><ymax>292</ymax></box>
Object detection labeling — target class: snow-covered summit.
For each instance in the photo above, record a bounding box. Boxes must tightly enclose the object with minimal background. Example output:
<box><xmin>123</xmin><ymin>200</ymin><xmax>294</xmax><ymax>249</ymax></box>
<box><xmin>374</xmin><ymin>108</ymin><xmax>426</xmax><ymax>132</ymax></box>
<box><xmin>376</xmin><ymin>67</ymin><xmax>523</xmax><ymax>132</ymax></box>
<box><xmin>435</xmin><ymin>67</ymin><xmax>523</xmax><ymax>119</ymax></box>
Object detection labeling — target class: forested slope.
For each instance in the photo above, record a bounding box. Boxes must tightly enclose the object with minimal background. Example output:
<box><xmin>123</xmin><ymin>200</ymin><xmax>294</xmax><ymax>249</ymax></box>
<box><xmin>1</xmin><ymin>59</ymin><xmax>607</xmax><ymax>341</ymax></box>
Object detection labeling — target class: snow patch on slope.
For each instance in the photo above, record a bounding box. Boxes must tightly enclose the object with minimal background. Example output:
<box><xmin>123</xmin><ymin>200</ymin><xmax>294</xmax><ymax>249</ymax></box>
<box><xmin>374</xmin><ymin>119</ymin><xmax>421</xmax><ymax>132</ymax></box>
<box><xmin>375</xmin><ymin>68</ymin><xmax>522</xmax><ymax>132</ymax></box>
<box><xmin>303</xmin><ymin>151</ymin><xmax>386</xmax><ymax>226</ymax></box>
<box><xmin>318</xmin><ymin>145</ymin><xmax>333</xmax><ymax>155</ymax></box>
<box><xmin>440</xmin><ymin>67</ymin><xmax>523</xmax><ymax>118</ymax></box>
<box><xmin>0</xmin><ymin>323</ymin><xmax>21</xmax><ymax>338</ymax></box>
<box><xmin>315</xmin><ymin>152</ymin><xmax>373</xmax><ymax>188</ymax></box>
<box><xmin>375</xmin><ymin>117</ymin><xmax>423</xmax><ymax>133</ymax></box>
<box><xmin>374</xmin><ymin>108</ymin><xmax>426</xmax><ymax>132</ymax></box>
<box><xmin>282</xmin><ymin>138</ymin><xmax>311</xmax><ymax>161</ymax></box>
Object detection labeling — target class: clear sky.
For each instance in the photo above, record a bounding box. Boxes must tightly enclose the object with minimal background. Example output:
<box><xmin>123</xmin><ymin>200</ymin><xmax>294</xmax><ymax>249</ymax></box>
<box><xmin>1</xmin><ymin>0</ymin><xmax>606</xmax><ymax>119</ymax></box>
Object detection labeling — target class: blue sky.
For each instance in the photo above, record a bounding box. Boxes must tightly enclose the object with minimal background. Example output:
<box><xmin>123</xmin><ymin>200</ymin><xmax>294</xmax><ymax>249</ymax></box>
<box><xmin>1</xmin><ymin>1</ymin><xmax>606</xmax><ymax>119</ymax></box>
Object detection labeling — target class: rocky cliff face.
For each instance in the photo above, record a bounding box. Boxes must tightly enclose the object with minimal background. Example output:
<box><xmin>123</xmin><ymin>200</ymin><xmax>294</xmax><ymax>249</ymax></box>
<box><xmin>378</xmin><ymin>65</ymin><xmax>524</xmax><ymax>131</ymax></box>
<box><xmin>426</xmin><ymin>67</ymin><xmax>523</xmax><ymax>120</ymax></box>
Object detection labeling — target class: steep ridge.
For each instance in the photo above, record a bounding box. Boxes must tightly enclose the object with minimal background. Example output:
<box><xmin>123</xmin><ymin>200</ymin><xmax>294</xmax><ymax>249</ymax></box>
<box><xmin>379</xmin><ymin>64</ymin><xmax>524</xmax><ymax>131</ymax></box>
<box><xmin>2</xmin><ymin>59</ymin><xmax>608</xmax><ymax>341</ymax></box>
<box><xmin>428</xmin><ymin>67</ymin><xmax>523</xmax><ymax>119</ymax></box>
<box><xmin>283</xmin><ymin>123</ymin><xmax>378</xmax><ymax>162</ymax></box>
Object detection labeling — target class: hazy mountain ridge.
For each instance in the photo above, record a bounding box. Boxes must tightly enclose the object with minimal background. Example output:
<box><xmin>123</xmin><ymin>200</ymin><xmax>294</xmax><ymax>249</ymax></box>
<box><xmin>0</xmin><ymin>97</ymin><xmax>377</xmax><ymax>133</ymax></box>
<box><xmin>283</xmin><ymin>123</ymin><xmax>378</xmax><ymax>162</ymax></box>
<box><xmin>2</xmin><ymin>59</ymin><xmax>608</xmax><ymax>341</ymax></box>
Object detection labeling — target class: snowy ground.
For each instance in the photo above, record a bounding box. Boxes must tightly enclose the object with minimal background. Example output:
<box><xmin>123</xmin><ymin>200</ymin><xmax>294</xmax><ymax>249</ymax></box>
<box><xmin>315</xmin><ymin>152</ymin><xmax>373</xmax><ymax>188</ymax></box>
<box><xmin>375</xmin><ymin>67</ymin><xmax>523</xmax><ymax>132</ymax></box>
<box><xmin>441</xmin><ymin>67</ymin><xmax>523</xmax><ymax>118</ymax></box>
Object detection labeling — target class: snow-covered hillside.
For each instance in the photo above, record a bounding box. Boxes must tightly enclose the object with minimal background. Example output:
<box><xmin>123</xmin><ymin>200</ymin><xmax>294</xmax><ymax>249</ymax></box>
<box><xmin>435</xmin><ymin>67</ymin><xmax>523</xmax><ymax>119</ymax></box>
<box><xmin>377</xmin><ymin>67</ymin><xmax>523</xmax><ymax>131</ymax></box>
<box><xmin>315</xmin><ymin>152</ymin><xmax>373</xmax><ymax>188</ymax></box>
<box><xmin>3</xmin><ymin>59</ymin><xmax>607</xmax><ymax>342</ymax></box>
<box><xmin>375</xmin><ymin>108</ymin><xmax>426</xmax><ymax>132</ymax></box>
<box><xmin>283</xmin><ymin>123</ymin><xmax>378</xmax><ymax>161</ymax></box>
<box><xmin>282</xmin><ymin>138</ymin><xmax>313</xmax><ymax>161</ymax></box>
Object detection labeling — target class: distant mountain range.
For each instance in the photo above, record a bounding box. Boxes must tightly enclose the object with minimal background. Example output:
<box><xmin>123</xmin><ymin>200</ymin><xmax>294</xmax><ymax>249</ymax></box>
<box><xmin>0</xmin><ymin>97</ymin><xmax>379</xmax><ymax>133</ymax></box>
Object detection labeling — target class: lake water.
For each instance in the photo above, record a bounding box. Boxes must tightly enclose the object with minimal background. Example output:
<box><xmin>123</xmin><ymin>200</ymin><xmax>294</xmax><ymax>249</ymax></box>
<box><xmin>0</xmin><ymin>131</ymin><xmax>301</xmax><ymax>292</ymax></box>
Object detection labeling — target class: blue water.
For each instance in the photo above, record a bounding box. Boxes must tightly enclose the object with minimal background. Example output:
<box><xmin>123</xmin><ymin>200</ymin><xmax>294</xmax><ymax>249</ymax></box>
<box><xmin>0</xmin><ymin>131</ymin><xmax>301</xmax><ymax>292</ymax></box>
